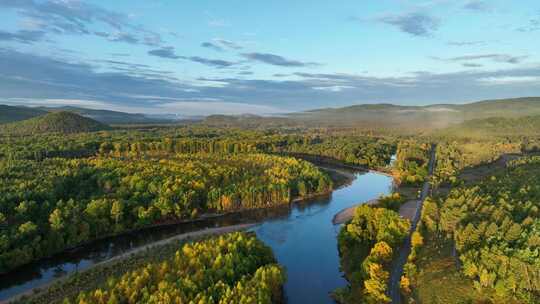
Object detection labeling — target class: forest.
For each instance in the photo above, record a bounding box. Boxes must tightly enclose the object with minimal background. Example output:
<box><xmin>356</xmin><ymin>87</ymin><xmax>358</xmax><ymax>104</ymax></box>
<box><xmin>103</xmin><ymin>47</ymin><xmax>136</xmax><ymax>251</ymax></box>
<box><xmin>0</xmin><ymin>127</ymin><xmax>395</xmax><ymax>168</ymax></box>
<box><xmin>2</xmin><ymin>109</ymin><xmax>540</xmax><ymax>304</ymax></box>
<box><xmin>20</xmin><ymin>232</ymin><xmax>286</xmax><ymax>304</ymax></box>
<box><xmin>432</xmin><ymin>139</ymin><xmax>521</xmax><ymax>186</ymax></box>
<box><xmin>401</xmin><ymin>155</ymin><xmax>540</xmax><ymax>303</ymax></box>
<box><xmin>440</xmin><ymin>156</ymin><xmax>540</xmax><ymax>302</ymax></box>
<box><xmin>0</xmin><ymin>153</ymin><xmax>331</xmax><ymax>273</ymax></box>
<box><xmin>334</xmin><ymin>205</ymin><xmax>410</xmax><ymax>304</ymax></box>
<box><xmin>392</xmin><ymin>139</ymin><xmax>431</xmax><ymax>186</ymax></box>
<box><xmin>0</xmin><ymin>125</ymin><xmax>404</xmax><ymax>274</ymax></box>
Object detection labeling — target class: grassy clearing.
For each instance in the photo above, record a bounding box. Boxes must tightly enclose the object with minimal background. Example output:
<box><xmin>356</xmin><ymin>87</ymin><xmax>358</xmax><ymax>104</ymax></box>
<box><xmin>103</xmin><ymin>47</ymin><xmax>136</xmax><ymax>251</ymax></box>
<box><xmin>457</xmin><ymin>154</ymin><xmax>521</xmax><ymax>185</ymax></box>
<box><xmin>414</xmin><ymin>234</ymin><xmax>483</xmax><ymax>304</ymax></box>
<box><xmin>396</xmin><ymin>185</ymin><xmax>421</xmax><ymax>200</ymax></box>
<box><xmin>413</xmin><ymin>233</ymin><xmax>520</xmax><ymax>304</ymax></box>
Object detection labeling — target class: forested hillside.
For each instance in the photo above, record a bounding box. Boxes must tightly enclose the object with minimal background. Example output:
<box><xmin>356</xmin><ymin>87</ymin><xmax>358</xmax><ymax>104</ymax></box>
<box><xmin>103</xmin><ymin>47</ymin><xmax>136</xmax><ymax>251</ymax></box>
<box><xmin>4</xmin><ymin>97</ymin><xmax>540</xmax><ymax>131</ymax></box>
<box><xmin>0</xmin><ymin>111</ymin><xmax>109</xmax><ymax>135</ymax></box>
<box><xmin>40</xmin><ymin>106</ymin><xmax>174</xmax><ymax>125</ymax></box>
<box><xmin>437</xmin><ymin>115</ymin><xmax>540</xmax><ymax>138</ymax></box>
<box><xmin>289</xmin><ymin>97</ymin><xmax>540</xmax><ymax>132</ymax></box>
<box><xmin>0</xmin><ymin>104</ymin><xmax>175</xmax><ymax>125</ymax></box>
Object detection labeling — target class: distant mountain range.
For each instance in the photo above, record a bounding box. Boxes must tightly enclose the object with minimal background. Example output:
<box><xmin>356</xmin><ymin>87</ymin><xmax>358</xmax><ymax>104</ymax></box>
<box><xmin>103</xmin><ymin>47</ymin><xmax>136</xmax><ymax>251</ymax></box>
<box><xmin>0</xmin><ymin>104</ymin><xmax>190</xmax><ymax>125</ymax></box>
<box><xmin>38</xmin><ymin>106</ymin><xmax>166</xmax><ymax>125</ymax></box>
<box><xmin>2</xmin><ymin>97</ymin><xmax>540</xmax><ymax>134</ymax></box>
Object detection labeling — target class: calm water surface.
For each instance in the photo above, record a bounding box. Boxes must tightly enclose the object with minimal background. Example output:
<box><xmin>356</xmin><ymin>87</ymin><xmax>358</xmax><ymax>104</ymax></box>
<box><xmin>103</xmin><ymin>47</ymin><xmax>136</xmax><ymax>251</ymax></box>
<box><xmin>253</xmin><ymin>172</ymin><xmax>393</xmax><ymax>303</ymax></box>
<box><xmin>0</xmin><ymin>170</ymin><xmax>393</xmax><ymax>303</ymax></box>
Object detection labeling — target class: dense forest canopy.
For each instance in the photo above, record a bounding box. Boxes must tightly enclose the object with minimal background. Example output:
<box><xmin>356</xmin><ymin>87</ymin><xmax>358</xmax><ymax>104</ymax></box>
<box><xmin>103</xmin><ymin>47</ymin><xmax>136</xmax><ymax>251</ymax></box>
<box><xmin>335</xmin><ymin>205</ymin><xmax>410</xmax><ymax>304</ymax></box>
<box><xmin>438</xmin><ymin>157</ymin><xmax>540</xmax><ymax>302</ymax></box>
<box><xmin>392</xmin><ymin>140</ymin><xmax>431</xmax><ymax>186</ymax></box>
<box><xmin>0</xmin><ymin>127</ymin><xmax>396</xmax><ymax>168</ymax></box>
<box><xmin>0</xmin><ymin>153</ymin><xmax>331</xmax><ymax>273</ymax></box>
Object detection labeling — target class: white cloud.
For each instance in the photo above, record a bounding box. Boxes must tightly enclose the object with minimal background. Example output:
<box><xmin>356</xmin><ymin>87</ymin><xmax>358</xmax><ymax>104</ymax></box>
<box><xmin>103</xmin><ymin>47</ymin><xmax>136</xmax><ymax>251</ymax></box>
<box><xmin>156</xmin><ymin>101</ymin><xmax>287</xmax><ymax>116</ymax></box>
<box><xmin>478</xmin><ymin>76</ymin><xmax>540</xmax><ymax>85</ymax></box>
<box><xmin>312</xmin><ymin>85</ymin><xmax>355</xmax><ymax>92</ymax></box>
<box><xmin>4</xmin><ymin>98</ymin><xmax>109</xmax><ymax>108</ymax></box>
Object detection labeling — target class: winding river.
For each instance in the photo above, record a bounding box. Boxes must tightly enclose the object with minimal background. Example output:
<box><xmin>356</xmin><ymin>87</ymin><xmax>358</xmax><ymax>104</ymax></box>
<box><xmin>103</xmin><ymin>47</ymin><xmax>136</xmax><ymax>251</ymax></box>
<box><xmin>0</xmin><ymin>169</ymin><xmax>394</xmax><ymax>303</ymax></box>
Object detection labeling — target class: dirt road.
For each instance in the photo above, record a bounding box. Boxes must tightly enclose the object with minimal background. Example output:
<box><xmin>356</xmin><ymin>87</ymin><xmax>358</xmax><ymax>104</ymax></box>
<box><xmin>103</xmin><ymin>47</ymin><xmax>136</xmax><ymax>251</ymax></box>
<box><xmin>388</xmin><ymin>144</ymin><xmax>437</xmax><ymax>304</ymax></box>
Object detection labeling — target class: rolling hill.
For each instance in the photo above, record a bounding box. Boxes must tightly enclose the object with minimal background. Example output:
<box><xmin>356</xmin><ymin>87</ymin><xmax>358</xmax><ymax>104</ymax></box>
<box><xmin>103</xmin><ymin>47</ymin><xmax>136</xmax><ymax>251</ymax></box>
<box><xmin>0</xmin><ymin>111</ymin><xmax>110</xmax><ymax>135</ymax></box>
<box><xmin>3</xmin><ymin>97</ymin><xmax>540</xmax><ymax>131</ymax></box>
<box><xmin>0</xmin><ymin>104</ymin><xmax>177</xmax><ymax>125</ymax></box>
<box><xmin>198</xmin><ymin>97</ymin><xmax>540</xmax><ymax>132</ymax></box>
<box><xmin>289</xmin><ymin>97</ymin><xmax>540</xmax><ymax>132</ymax></box>
<box><xmin>39</xmin><ymin>106</ymin><xmax>172</xmax><ymax>125</ymax></box>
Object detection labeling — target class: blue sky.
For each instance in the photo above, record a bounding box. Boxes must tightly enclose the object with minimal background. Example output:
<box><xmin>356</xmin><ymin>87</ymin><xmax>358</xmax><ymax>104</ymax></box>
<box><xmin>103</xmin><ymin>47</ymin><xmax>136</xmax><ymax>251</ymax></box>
<box><xmin>1</xmin><ymin>0</ymin><xmax>540</xmax><ymax>115</ymax></box>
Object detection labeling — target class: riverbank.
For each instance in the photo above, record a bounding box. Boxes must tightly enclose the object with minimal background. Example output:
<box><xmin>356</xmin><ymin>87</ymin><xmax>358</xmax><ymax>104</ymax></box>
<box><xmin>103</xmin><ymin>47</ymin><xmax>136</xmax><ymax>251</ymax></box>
<box><xmin>332</xmin><ymin>197</ymin><xmax>420</xmax><ymax>225</ymax></box>
<box><xmin>332</xmin><ymin>199</ymin><xmax>379</xmax><ymax>225</ymax></box>
<box><xmin>1</xmin><ymin>161</ymin><xmax>356</xmax><ymax>302</ymax></box>
<box><xmin>254</xmin><ymin>170</ymin><xmax>394</xmax><ymax>303</ymax></box>
<box><xmin>0</xmin><ymin>159</ymin><xmax>347</xmax><ymax>277</ymax></box>
<box><xmin>6</xmin><ymin>223</ymin><xmax>257</xmax><ymax>304</ymax></box>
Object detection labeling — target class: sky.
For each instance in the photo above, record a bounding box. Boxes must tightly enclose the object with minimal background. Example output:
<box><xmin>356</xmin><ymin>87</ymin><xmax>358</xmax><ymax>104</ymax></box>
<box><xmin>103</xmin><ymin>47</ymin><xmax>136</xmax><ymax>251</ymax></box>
<box><xmin>1</xmin><ymin>0</ymin><xmax>540</xmax><ymax>115</ymax></box>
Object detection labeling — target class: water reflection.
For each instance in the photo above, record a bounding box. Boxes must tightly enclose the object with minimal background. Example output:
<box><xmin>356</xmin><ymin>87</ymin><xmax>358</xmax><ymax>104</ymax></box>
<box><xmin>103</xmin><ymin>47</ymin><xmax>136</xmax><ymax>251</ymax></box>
<box><xmin>253</xmin><ymin>172</ymin><xmax>394</xmax><ymax>304</ymax></box>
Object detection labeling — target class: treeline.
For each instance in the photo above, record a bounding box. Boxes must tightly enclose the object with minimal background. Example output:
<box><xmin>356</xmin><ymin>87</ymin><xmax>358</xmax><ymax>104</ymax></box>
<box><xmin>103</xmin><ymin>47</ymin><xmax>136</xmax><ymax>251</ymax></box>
<box><xmin>0</xmin><ymin>128</ymin><xmax>395</xmax><ymax>169</ymax></box>
<box><xmin>334</xmin><ymin>205</ymin><xmax>410</xmax><ymax>304</ymax></box>
<box><xmin>0</xmin><ymin>154</ymin><xmax>331</xmax><ymax>273</ymax></box>
<box><xmin>273</xmin><ymin>135</ymin><xmax>395</xmax><ymax>168</ymax></box>
<box><xmin>58</xmin><ymin>232</ymin><xmax>285</xmax><ymax>304</ymax></box>
<box><xmin>416</xmin><ymin>157</ymin><xmax>540</xmax><ymax>302</ymax></box>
